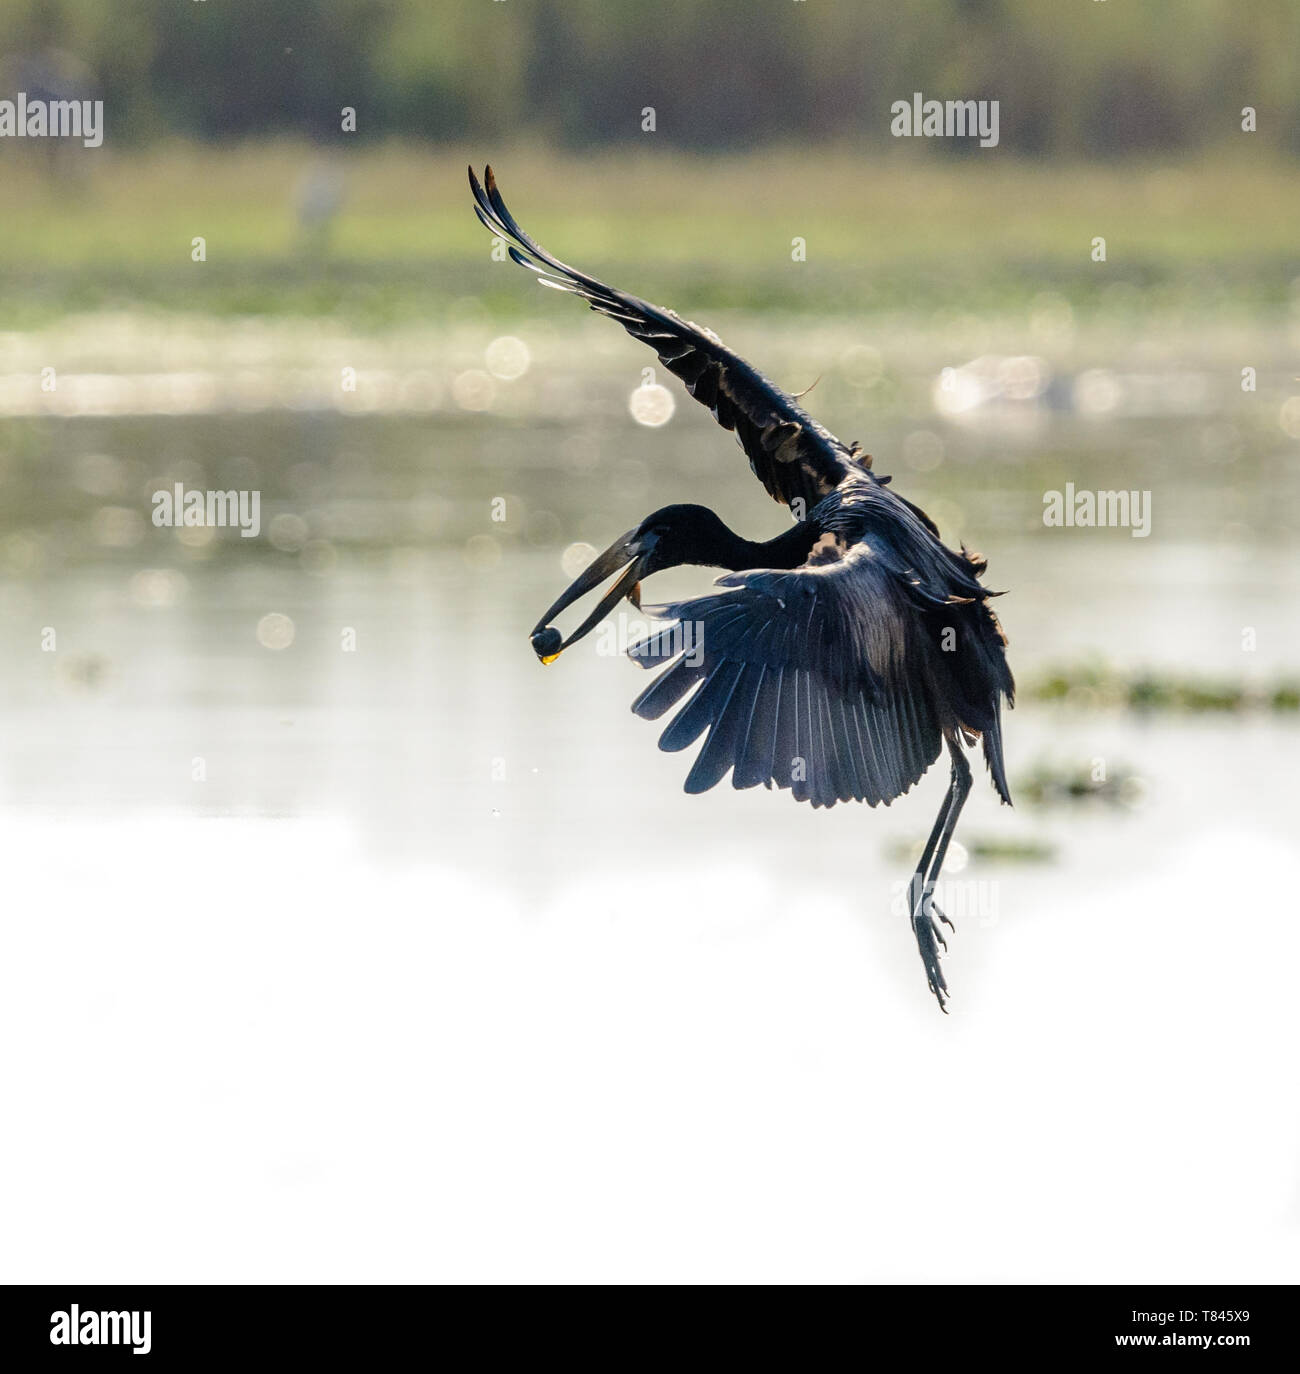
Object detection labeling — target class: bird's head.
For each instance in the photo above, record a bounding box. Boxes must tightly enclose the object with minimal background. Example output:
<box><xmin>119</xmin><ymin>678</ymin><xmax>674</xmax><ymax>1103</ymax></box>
<box><xmin>527</xmin><ymin>504</ymin><xmax>722</xmax><ymax>664</ymax></box>
<box><xmin>631</xmin><ymin>504</ymin><xmax>731</xmax><ymax>572</ymax></box>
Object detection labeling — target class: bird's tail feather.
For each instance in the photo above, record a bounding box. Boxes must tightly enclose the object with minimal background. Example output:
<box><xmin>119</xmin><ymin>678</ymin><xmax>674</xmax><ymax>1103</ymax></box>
<box><xmin>983</xmin><ymin>705</ymin><xmax>1012</xmax><ymax>805</ymax></box>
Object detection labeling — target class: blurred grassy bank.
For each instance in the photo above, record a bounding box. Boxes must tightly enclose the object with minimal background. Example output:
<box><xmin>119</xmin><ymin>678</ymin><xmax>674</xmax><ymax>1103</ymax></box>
<box><xmin>2</xmin><ymin>142</ymin><xmax>1298</xmax><ymax>325</ymax></box>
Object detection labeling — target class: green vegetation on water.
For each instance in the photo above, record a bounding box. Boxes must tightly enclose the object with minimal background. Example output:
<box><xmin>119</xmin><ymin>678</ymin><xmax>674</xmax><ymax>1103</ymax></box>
<box><xmin>1029</xmin><ymin>662</ymin><xmax>1300</xmax><ymax>715</ymax></box>
<box><xmin>886</xmin><ymin>835</ymin><xmax>1057</xmax><ymax>866</ymax></box>
<box><xmin>1013</xmin><ymin>760</ymin><xmax>1145</xmax><ymax>810</ymax></box>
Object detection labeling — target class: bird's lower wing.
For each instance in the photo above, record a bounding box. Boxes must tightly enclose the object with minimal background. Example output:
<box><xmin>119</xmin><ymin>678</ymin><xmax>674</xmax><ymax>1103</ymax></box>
<box><xmin>469</xmin><ymin>164</ymin><xmax>862</xmax><ymax>512</ymax></box>
<box><xmin>626</xmin><ymin>549</ymin><xmax>942</xmax><ymax>809</ymax></box>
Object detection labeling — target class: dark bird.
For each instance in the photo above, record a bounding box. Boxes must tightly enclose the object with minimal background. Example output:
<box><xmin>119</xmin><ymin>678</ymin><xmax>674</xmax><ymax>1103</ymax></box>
<box><xmin>469</xmin><ymin>165</ymin><xmax>1014</xmax><ymax>1010</ymax></box>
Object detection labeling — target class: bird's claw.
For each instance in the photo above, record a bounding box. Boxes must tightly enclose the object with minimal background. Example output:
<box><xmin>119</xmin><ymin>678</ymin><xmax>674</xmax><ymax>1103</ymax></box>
<box><xmin>911</xmin><ymin>889</ymin><xmax>952</xmax><ymax>1012</ymax></box>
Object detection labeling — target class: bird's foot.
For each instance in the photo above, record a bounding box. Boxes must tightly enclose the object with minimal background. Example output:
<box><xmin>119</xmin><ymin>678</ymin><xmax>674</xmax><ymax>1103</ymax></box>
<box><xmin>910</xmin><ymin>887</ymin><xmax>954</xmax><ymax>1012</ymax></box>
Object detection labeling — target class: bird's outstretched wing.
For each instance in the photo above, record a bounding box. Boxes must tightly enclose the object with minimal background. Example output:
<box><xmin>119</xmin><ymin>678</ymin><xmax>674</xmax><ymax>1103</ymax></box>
<box><xmin>626</xmin><ymin>544</ymin><xmax>944</xmax><ymax>808</ymax></box>
<box><xmin>469</xmin><ymin>165</ymin><xmax>863</xmax><ymax>512</ymax></box>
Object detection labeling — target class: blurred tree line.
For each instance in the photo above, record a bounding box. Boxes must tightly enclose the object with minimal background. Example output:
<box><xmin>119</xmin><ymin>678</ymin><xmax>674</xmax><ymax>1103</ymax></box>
<box><xmin>2</xmin><ymin>0</ymin><xmax>1296</xmax><ymax>156</ymax></box>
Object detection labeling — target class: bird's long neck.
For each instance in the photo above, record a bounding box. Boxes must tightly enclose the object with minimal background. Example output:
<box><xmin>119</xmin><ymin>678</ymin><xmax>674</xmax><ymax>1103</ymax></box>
<box><xmin>709</xmin><ymin>519</ymin><xmax>820</xmax><ymax>572</ymax></box>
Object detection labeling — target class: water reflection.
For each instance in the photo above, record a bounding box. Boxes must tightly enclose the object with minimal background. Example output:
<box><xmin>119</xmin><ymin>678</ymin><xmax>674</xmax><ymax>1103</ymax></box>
<box><xmin>0</xmin><ymin>316</ymin><xmax>1295</xmax><ymax>872</ymax></box>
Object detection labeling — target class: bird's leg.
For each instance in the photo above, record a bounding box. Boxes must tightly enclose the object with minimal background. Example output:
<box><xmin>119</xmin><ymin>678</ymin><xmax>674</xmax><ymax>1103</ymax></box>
<box><xmin>907</xmin><ymin>739</ymin><xmax>972</xmax><ymax>1012</ymax></box>
<box><xmin>921</xmin><ymin>741</ymin><xmax>972</xmax><ymax>929</ymax></box>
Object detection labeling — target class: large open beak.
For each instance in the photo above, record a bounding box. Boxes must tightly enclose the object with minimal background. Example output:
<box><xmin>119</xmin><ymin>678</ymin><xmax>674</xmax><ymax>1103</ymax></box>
<box><xmin>529</xmin><ymin>529</ymin><xmax>653</xmax><ymax>664</ymax></box>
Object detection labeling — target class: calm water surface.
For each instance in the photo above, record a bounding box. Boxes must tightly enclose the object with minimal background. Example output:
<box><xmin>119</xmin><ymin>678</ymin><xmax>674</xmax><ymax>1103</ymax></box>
<box><xmin>2</xmin><ymin>319</ymin><xmax>1298</xmax><ymax>1281</ymax></box>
